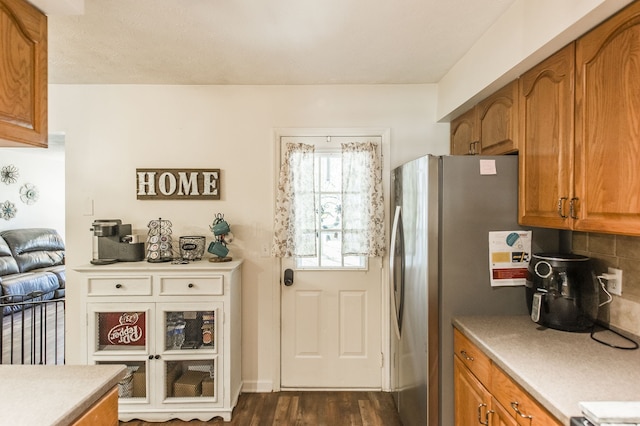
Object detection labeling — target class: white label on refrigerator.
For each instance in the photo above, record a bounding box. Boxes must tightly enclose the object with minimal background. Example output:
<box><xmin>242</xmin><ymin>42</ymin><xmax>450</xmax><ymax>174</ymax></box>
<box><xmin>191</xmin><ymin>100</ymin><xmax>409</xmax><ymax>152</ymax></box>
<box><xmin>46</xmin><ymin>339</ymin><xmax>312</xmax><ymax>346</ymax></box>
<box><xmin>479</xmin><ymin>159</ymin><xmax>497</xmax><ymax>175</ymax></box>
<box><xmin>488</xmin><ymin>231</ymin><xmax>532</xmax><ymax>287</ymax></box>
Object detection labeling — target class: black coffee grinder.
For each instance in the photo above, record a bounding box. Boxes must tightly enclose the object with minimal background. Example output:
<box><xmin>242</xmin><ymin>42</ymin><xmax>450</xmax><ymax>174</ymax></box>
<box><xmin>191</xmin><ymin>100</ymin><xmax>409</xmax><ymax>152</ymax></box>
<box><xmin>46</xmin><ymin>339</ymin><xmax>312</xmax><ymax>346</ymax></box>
<box><xmin>91</xmin><ymin>219</ymin><xmax>145</xmax><ymax>264</ymax></box>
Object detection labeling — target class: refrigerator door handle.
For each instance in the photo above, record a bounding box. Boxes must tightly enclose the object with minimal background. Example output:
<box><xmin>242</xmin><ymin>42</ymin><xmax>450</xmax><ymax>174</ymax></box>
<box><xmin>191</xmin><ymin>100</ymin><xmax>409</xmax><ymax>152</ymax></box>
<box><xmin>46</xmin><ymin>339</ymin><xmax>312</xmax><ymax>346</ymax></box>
<box><xmin>389</xmin><ymin>205</ymin><xmax>404</xmax><ymax>340</ymax></box>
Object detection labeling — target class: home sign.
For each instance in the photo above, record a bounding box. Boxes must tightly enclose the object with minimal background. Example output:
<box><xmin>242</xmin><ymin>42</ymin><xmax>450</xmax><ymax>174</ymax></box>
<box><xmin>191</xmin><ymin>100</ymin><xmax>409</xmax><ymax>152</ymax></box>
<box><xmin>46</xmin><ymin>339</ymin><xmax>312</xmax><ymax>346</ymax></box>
<box><xmin>136</xmin><ymin>168</ymin><xmax>220</xmax><ymax>200</ymax></box>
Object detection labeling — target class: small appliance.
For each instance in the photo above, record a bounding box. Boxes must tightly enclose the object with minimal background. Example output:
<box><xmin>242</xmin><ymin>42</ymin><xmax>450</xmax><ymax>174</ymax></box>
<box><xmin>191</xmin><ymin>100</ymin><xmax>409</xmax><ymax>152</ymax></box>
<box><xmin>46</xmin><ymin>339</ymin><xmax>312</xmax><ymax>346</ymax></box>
<box><xmin>91</xmin><ymin>219</ymin><xmax>145</xmax><ymax>264</ymax></box>
<box><xmin>526</xmin><ymin>253</ymin><xmax>599</xmax><ymax>332</ymax></box>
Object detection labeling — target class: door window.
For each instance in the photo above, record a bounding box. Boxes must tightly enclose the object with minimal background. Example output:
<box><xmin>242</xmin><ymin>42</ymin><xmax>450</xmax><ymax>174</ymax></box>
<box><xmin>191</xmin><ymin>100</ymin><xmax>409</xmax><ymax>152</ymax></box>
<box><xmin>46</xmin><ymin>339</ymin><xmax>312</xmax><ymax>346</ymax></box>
<box><xmin>296</xmin><ymin>151</ymin><xmax>366</xmax><ymax>269</ymax></box>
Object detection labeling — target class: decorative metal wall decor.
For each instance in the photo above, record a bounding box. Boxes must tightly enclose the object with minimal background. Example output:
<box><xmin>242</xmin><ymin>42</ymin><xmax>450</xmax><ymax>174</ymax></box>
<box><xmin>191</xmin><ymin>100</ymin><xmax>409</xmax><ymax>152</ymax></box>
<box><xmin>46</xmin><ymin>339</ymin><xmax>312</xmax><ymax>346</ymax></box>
<box><xmin>1</xmin><ymin>165</ymin><xmax>19</xmax><ymax>185</ymax></box>
<box><xmin>136</xmin><ymin>169</ymin><xmax>221</xmax><ymax>200</ymax></box>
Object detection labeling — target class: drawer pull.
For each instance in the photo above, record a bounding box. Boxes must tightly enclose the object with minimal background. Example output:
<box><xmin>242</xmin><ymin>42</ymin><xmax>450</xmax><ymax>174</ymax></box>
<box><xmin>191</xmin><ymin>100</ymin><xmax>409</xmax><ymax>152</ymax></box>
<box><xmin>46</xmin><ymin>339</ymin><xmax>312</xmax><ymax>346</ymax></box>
<box><xmin>460</xmin><ymin>350</ymin><xmax>474</xmax><ymax>361</ymax></box>
<box><xmin>115</xmin><ymin>283</ymin><xmax>123</xmax><ymax>289</ymax></box>
<box><xmin>510</xmin><ymin>402</ymin><xmax>533</xmax><ymax>423</ymax></box>
<box><xmin>188</xmin><ymin>283</ymin><xmax>195</xmax><ymax>288</ymax></box>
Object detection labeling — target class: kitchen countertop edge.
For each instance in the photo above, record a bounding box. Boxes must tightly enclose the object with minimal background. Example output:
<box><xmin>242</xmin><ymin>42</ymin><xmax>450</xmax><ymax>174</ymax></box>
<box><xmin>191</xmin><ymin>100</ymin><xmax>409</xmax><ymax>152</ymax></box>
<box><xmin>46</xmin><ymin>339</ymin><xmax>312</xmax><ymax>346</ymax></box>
<box><xmin>453</xmin><ymin>315</ymin><xmax>640</xmax><ymax>425</ymax></box>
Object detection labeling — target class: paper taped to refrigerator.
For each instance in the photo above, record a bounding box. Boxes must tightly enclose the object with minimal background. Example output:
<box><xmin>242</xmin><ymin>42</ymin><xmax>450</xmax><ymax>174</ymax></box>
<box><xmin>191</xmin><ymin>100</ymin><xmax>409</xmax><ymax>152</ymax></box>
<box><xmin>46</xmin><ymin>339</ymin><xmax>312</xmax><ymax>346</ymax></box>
<box><xmin>488</xmin><ymin>231</ymin><xmax>531</xmax><ymax>287</ymax></box>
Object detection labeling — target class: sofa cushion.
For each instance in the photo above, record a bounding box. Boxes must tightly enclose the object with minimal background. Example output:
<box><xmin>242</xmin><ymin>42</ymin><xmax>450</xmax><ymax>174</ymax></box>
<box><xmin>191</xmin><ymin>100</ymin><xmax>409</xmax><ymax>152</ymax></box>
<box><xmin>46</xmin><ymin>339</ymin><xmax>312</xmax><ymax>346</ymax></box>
<box><xmin>1</xmin><ymin>272</ymin><xmax>59</xmax><ymax>313</ymax></box>
<box><xmin>0</xmin><ymin>236</ymin><xmax>19</xmax><ymax>276</ymax></box>
<box><xmin>39</xmin><ymin>265</ymin><xmax>66</xmax><ymax>289</ymax></box>
<box><xmin>0</xmin><ymin>228</ymin><xmax>65</xmax><ymax>273</ymax></box>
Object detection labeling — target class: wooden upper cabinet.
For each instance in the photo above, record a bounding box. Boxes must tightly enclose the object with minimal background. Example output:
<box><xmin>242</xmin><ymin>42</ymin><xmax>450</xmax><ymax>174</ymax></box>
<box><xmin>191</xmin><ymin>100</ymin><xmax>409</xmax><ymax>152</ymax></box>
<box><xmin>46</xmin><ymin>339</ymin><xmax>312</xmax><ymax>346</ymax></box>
<box><xmin>0</xmin><ymin>0</ymin><xmax>47</xmax><ymax>148</ymax></box>
<box><xmin>518</xmin><ymin>43</ymin><xmax>575</xmax><ymax>229</ymax></box>
<box><xmin>450</xmin><ymin>80</ymin><xmax>518</xmax><ymax>156</ymax></box>
<box><xmin>574</xmin><ymin>0</ymin><xmax>640</xmax><ymax>235</ymax></box>
<box><xmin>450</xmin><ymin>107</ymin><xmax>479</xmax><ymax>155</ymax></box>
<box><xmin>477</xmin><ymin>80</ymin><xmax>518</xmax><ymax>155</ymax></box>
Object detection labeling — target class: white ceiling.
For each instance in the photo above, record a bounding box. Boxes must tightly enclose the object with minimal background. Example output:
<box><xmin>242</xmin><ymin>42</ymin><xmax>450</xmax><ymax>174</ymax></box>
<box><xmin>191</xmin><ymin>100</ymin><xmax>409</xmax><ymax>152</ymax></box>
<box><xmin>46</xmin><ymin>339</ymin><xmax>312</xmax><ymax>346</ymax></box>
<box><xmin>46</xmin><ymin>0</ymin><xmax>518</xmax><ymax>85</ymax></box>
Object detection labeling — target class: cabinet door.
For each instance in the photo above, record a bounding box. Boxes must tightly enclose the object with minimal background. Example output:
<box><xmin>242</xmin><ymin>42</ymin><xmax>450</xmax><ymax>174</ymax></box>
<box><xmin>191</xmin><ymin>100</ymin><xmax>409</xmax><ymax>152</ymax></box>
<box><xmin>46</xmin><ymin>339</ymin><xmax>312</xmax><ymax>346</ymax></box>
<box><xmin>490</xmin><ymin>364</ymin><xmax>562</xmax><ymax>426</ymax></box>
<box><xmin>0</xmin><ymin>0</ymin><xmax>47</xmax><ymax>147</ymax></box>
<box><xmin>490</xmin><ymin>397</ymin><xmax>518</xmax><ymax>426</ymax></box>
<box><xmin>478</xmin><ymin>80</ymin><xmax>519</xmax><ymax>155</ymax></box>
<box><xmin>451</xmin><ymin>107</ymin><xmax>479</xmax><ymax>155</ymax></box>
<box><xmin>575</xmin><ymin>0</ymin><xmax>640</xmax><ymax>236</ymax></box>
<box><xmin>454</xmin><ymin>356</ymin><xmax>491</xmax><ymax>426</ymax></box>
<box><xmin>518</xmin><ymin>43</ymin><xmax>575</xmax><ymax>229</ymax></box>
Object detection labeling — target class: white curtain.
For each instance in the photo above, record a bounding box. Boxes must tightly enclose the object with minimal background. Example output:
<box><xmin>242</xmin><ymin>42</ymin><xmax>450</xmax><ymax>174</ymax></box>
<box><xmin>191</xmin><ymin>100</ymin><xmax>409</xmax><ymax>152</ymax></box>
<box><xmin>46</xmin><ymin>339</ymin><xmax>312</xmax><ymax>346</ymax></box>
<box><xmin>342</xmin><ymin>142</ymin><xmax>386</xmax><ymax>257</ymax></box>
<box><xmin>271</xmin><ymin>143</ymin><xmax>317</xmax><ymax>257</ymax></box>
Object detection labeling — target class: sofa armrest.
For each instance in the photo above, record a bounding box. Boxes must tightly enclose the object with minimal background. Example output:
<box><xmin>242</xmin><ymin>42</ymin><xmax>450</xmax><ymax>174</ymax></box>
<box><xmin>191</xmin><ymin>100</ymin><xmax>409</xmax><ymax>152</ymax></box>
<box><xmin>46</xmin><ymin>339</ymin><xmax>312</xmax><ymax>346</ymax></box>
<box><xmin>0</xmin><ymin>236</ymin><xmax>19</xmax><ymax>276</ymax></box>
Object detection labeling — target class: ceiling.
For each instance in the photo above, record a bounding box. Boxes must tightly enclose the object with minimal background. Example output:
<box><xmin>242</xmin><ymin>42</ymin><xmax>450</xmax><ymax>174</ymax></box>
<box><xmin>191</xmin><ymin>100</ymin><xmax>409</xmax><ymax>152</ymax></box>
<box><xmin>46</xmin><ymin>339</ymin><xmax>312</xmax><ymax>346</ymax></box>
<box><xmin>46</xmin><ymin>0</ymin><xmax>518</xmax><ymax>85</ymax></box>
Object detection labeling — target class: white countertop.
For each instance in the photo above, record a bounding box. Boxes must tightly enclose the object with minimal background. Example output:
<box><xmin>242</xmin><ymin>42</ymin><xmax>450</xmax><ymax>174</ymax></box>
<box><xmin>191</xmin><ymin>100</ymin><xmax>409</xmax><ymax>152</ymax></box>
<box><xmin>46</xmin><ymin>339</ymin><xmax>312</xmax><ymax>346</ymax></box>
<box><xmin>453</xmin><ymin>315</ymin><xmax>640</xmax><ymax>424</ymax></box>
<box><xmin>74</xmin><ymin>258</ymin><xmax>243</xmax><ymax>272</ymax></box>
<box><xmin>0</xmin><ymin>364</ymin><xmax>125</xmax><ymax>425</ymax></box>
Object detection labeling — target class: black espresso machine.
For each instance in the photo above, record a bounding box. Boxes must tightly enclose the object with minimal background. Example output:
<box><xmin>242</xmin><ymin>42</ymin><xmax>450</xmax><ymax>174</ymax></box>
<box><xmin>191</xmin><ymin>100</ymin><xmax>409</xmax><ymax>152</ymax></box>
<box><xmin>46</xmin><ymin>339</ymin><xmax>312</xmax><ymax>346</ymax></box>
<box><xmin>526</xmin><ymin>253</ymin><xmax>599</xmax><ymax>332</ymax></box>
<box><xmin>91</xmin><ymin>219</ymin><xmax>145</xmax><ymax>264</ymax></box>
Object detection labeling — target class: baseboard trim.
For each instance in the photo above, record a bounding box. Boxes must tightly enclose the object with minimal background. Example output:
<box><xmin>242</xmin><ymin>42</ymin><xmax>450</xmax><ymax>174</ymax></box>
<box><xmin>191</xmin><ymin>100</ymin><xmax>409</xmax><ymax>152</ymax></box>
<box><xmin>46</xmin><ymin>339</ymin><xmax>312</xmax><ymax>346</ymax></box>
<box><xmin>242</xmin><ymin>380</ymin><xmax>274</xmax><ymax>393</ymax></box>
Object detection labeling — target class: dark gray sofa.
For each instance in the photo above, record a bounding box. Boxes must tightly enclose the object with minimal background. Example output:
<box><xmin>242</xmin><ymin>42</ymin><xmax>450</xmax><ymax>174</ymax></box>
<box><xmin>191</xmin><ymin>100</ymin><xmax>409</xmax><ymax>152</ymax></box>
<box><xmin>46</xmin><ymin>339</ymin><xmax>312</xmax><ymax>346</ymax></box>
<box><xmin>0</xmin><ymin>228</ymin><xmax>65</xmax><ymax>314</ymax></box>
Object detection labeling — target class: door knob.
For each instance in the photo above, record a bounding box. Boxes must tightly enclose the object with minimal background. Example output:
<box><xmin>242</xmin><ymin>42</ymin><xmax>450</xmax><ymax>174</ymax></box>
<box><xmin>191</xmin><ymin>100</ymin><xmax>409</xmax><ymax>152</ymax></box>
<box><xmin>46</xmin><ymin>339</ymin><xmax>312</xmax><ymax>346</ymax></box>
<box><xmin>284</xmin><ymin>269</ymin><xmax>294</xmax><ymax>286</ymax></box>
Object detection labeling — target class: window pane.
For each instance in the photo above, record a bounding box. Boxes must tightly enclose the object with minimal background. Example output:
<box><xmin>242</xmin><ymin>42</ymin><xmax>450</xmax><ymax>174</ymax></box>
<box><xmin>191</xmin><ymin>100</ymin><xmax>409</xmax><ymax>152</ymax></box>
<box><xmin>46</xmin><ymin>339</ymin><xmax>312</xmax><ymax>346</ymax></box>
<box><xmin>298</xmin><ymin>256</ymin><xmax>319</xmax><ymax>268</ymax></box>
<box><xmin>320</xmin><ymin>231</ymin><xmax>342</xmax><ymax>267</ymax></box>
<box><xmin>319</xmin><ymin>155</ymin><xmax>341</xmax><ymax>192</ymax></box>
<box><xmin>320</xmin><ymin>194</ymin><xmax>342</xmax><ymax>230</ymax></box>
<box><xmin>344</xmin><ymin>256</ymin><xmax>366</xmax><ymax>268</ymax></box>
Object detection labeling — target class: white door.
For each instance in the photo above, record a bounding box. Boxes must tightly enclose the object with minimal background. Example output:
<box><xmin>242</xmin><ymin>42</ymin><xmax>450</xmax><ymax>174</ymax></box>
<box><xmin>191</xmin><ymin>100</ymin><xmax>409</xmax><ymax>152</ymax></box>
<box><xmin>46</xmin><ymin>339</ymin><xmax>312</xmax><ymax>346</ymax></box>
<box><xmin>278</xmin><ymin>135</ymin><xmax>384</xmax><ymax>389</ymax></box>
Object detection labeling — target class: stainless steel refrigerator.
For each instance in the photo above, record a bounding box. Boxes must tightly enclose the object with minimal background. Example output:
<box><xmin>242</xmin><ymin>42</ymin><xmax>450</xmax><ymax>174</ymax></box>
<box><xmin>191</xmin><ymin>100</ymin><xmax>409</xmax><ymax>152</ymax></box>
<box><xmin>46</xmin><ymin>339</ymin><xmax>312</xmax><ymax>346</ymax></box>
<box><xmin>390</xmin><ymin>155</ymin><xmax>559</xmax><ymax>426</ymax></box>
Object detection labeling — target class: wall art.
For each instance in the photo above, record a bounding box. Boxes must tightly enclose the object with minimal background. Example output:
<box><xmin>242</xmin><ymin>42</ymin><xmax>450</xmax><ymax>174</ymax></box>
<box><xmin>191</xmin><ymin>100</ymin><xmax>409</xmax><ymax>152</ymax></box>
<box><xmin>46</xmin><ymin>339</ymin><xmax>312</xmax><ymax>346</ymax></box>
<box><xmin>1</xmin><ymin>165</ymin><xmax>19</xmax><ymax>185</ymax></box>
<box><xmin>136</xmin><ymin>169</ymin><xmax>221</xmax><ymax>200</ymax></box>
<box><xmin>0</xmin><ymin>200</ymin><xmax>17</xmax><ymax>220</ymax></box>
<box><xmin>20</xmin><ymin>183</ymin><xmax>39</xmax><ymax>205</ymax></box>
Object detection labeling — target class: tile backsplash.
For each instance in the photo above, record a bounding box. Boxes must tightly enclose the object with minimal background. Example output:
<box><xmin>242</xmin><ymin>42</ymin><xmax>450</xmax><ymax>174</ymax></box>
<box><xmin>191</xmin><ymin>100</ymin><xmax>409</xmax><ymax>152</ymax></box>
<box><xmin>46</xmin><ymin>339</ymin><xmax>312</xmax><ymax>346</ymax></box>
<box><xmin>572</xmin><ymin>232</ymin><xmax>640</xmax><ymax>336</ymax></box>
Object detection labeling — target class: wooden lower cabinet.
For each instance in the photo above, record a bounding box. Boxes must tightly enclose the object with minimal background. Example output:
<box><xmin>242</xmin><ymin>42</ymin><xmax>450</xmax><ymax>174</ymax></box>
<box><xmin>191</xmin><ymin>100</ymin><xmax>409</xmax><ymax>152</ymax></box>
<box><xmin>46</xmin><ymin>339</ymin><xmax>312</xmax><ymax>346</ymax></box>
<box><xmin>453</xmin><ymin>329</ymin><xmax>561</xmax><ymax>426</ymax></box>
<box><xmin>71</xmin><ymin>386</ymin><xmax>119</xmax><ymax>426</ymax></box>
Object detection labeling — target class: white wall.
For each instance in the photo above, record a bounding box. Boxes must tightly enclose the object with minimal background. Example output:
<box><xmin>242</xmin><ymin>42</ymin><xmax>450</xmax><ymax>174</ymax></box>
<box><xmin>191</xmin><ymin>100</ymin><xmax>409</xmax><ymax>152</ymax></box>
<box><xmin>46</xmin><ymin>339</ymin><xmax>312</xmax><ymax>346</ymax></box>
<box><xmin>0</xmin><ymin>137</ymin><xmax>65</xmax><ymax>236</ymax></box>
<box><xmin>49</xmin><ymin>83</ymin><xmax>448</xmax><ymax>390</ymax></box>
<box><xmin>437</xmin><ymin>0</ymin><xmax>634</xmax><ymax>120</ymax></box>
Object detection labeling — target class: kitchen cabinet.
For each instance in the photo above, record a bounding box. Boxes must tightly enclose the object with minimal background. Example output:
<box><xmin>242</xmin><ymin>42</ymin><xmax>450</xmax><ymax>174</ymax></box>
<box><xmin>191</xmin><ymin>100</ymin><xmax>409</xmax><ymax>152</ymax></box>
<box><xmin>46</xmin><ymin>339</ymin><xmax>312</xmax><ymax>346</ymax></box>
<box><xmin>450</xmin><ymin>107</ymin><xmax>479</xmax><ymax>155</ymax></box>
<box><xmin>71</xmin><ymin>387</ymin><xmax>119</xmax><ymax>426</ymax></box>
<box><xmin>76</xmin><ymin>260</ymin><xmax>242</xmax><ymax>422</ymax></box>
<box><xmin>477</xmin><ymin>80</ymin><xmax>518</xmax><ymax>155</ymax></box>
<box><xmin>573</xmin><ymin>0</ymin><xmax>640</xmax><ymax>235</ymax></box>
<box><xmin>0</xmin><ymin>0</ymin><xmax>48</xmax><ymax>147</ymax></box>
<box><xmin>519</xmin><ymin>1</ymin><xmax>640</xmax><ymax>236</ymax></box>
<box><xmin>518</xmin><ymin>43</ymin><xmax>575</xmax><ymax>229</ymax></box>
<box><xmin>453</xmin><ymin>329</ymin><xmax>561</xmax><ymax>426</ymax></box>
<box><xmin>450</xmin><ymin>80</ymin><xmax>518</xmax><ymax>156</ymax></box>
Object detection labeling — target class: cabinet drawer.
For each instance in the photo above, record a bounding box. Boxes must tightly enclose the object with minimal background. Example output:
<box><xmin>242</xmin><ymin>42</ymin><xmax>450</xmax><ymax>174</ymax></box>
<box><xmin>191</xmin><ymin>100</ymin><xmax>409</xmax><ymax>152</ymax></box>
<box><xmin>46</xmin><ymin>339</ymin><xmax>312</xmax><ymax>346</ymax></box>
<box><xmin>159</xmin><ymin>276</ymin><xmax>223</xmax><ymax>296</ymax></box>
<box><xmin>453</xmin><ymin>328</ymin><xmax>491</xmax><ymax>385</ymax></box>
<box><xmin>87</xmin><ymin>277</ymin><xmax>152</xmax><ymax>296</ymax></box>
<box><xmin>490</xmin><ymin>365</ymin><xmax>561</xmax><ymax>426</ymax></box>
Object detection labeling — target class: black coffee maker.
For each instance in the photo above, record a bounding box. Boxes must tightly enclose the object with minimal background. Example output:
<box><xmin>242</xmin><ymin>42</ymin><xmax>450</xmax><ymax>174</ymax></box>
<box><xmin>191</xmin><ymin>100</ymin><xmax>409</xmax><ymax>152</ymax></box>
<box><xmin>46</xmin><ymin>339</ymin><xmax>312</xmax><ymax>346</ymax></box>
<box><xmin>525</xmin><ymin>253</ymin><xmax>599</xmax><ymax>332</ymax></box>
<box><xmin>91</xmin><ymin>219</ymin><xmax>145</xmax><ymax>264</ymax></box>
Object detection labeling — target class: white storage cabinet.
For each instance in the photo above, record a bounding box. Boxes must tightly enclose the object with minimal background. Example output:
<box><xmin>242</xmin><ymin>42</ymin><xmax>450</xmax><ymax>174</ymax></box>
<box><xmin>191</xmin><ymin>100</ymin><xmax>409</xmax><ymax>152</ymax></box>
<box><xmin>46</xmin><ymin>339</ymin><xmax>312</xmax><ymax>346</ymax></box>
<box><xmin>76</xmin><ymin>260</ymin><xmax>242</xmax><ymax>422</ymax></box>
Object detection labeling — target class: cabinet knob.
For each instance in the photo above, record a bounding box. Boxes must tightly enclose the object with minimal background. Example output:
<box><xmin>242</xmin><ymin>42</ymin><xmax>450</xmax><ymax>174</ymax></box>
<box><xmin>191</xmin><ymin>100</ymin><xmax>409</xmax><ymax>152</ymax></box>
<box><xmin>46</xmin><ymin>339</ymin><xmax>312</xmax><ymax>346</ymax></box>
<box><xmin>148</xmin><ymin>355</ymin><xmax>154</xmax><ymax>360</ymax></box>
<box><xmin>460</xmin><ymin>350</ymin><xmax>474</xmax><ymax>361</ymax></box>
<box><xmin>155</xmin><ymin>354</ymin><xmax>161</xmax><ymax>360</ymax></box>
<box><xmin>188</xmin><ymin>283</ymin><xmax>194</xmax><ymax>288</ymax></box>
<box><xmin>115</xmin><ymin>283</ymin><xmax>123</xmax><ymax>289</ymax></box>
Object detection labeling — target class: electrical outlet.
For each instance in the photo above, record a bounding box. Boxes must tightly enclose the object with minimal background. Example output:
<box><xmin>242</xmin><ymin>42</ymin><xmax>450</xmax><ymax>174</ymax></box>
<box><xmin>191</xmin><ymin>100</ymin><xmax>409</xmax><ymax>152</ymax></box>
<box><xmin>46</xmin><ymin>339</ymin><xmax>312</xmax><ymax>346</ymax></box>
<box><xmin>607</xmin><ymin>267</ymin><xmax>623</xmax><ymax>296</ymax></box>
<box><xmin>261</xmin><ymin>244</ymin><xmax>270</xmax><ymax>257</ymax></box>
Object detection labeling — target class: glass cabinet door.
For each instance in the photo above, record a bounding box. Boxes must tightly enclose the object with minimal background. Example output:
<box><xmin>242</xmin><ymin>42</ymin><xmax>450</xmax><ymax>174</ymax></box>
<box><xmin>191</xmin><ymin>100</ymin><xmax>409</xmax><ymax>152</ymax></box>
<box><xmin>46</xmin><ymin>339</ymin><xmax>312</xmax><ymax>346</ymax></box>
<box><xmin>88</xmin><ymin>303</ymin><xmax>154</xmax><ymax>355</ymax></box>
<box><xmin>96</xmin><ymin>359</ymin><xmax>149</xmax><ymax>401</ymax></box>
<box><xmin>158</xmin><ymin>303</ymin><xmax>221</xmax><ymax>353</ymax></box>
<box><xmin>164</xmin><ymin>358</ymin><xmax>218</xmax><ymax>403</ymax></box>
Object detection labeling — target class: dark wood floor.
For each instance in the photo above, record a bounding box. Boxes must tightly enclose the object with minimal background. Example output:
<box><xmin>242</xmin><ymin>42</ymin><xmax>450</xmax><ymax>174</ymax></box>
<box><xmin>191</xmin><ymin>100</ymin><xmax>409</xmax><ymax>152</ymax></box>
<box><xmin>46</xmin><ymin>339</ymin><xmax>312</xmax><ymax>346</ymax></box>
<box><xmin>120</xmin><ymin>391</ymin><xmax>402</xmax><ymax>426</ymax></box>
